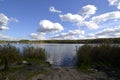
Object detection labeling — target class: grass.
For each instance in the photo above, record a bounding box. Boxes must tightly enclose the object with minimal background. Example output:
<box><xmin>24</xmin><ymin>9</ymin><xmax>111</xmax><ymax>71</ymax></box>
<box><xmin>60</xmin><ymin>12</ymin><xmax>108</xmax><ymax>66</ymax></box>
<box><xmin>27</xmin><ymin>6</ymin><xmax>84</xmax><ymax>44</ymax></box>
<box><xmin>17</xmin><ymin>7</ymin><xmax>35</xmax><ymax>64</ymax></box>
<box><xmin>76</xmin><ymin>44</ymin><xmax>120</xmax><ymax>71</ymax></box>
<box><xmin>0</xmin><ymin>44</ymin><xmax>49</xmax><ymax>80</ymax></box>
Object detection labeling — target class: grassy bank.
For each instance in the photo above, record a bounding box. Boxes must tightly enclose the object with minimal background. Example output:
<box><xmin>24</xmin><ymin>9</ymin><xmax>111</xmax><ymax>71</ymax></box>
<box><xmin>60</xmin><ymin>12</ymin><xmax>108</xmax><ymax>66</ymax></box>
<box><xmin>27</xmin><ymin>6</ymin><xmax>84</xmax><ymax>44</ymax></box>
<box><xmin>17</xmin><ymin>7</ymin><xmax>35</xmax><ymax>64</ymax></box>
<box><xmin>76</xmin><ymin>44</ymin><xmax>120</xmax><ymax>71</ymax></box>
<box><xmin>0</xmin><ymin>44</ymin><xmax>49</xmax><ymax>80</ymax></box>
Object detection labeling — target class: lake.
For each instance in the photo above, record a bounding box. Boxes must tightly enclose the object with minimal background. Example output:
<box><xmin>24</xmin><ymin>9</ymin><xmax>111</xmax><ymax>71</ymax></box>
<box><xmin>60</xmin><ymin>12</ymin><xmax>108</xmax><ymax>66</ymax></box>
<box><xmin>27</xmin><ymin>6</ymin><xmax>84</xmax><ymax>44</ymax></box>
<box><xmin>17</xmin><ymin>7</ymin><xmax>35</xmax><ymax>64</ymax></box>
<box><xmin>8</xmin><ymin>43</ymin><xmax>84</xmax><ymax>67</ymax></box>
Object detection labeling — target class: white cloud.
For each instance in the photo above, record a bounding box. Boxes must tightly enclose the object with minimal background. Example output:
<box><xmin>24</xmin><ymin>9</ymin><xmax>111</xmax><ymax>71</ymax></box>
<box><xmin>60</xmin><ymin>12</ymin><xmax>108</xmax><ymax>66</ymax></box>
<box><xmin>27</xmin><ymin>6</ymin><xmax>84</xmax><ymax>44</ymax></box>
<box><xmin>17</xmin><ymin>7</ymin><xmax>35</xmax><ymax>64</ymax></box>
<box><xmin>69</xmin><ymin>29</ymin><xmax>85</xmax><ymax>35</ymax></box>
<box><xmin>49</xmin><ymin>6</ymin><xmax>62</xmax><ymax>13</ymax></box>
<box><xmin>80</xmin><ymin>5</ymin><xmax>97</xmax><ymax>18</ymax></box>
<box><xmin>30</xmin><ymin>33</ymin><xmax>45</xmax><ymax>40</ymax></box>
<box><xmin>9</xmin><ymin>17</ymin><xmax>19</xmax><ymax>23</ymax></box>
<box><xmin>38</xmin><ymin>20</ymin><xmax>64</xmax><ymax>33</ymax></box>
<box><xmin>59</xmin><ymin>13</ymin><xmax>83</xmax><ymax>22</ymax></box>
<box><xmin>59</xmin><ymin>5</ymin><xmax>97</xmax><ymax>23</ymax></box>
<box><xmin>30</xmin><ymin>20</ymin><xmax>64</xmax><ymax>40</ymax></box>
<box><xmin>108</xmin><ymin>0</ymin><xmax>120</xmax><ymax>9</ymax></box>
<box><xmin>0</xmin><ymin>26</ymin><xmax>9</xmax><ymax>30</ymax></box>
<box><xmin>59</xmin><ymin>9</ymin><xmax>120</xmax><ymax>30</ymax></box>
<box><xmin>59</xmin><ymin>13</ymin><xmax>99</xmax><ymax>29</ymax></box>
<box><xmin>92</xmin><ymin>11</ymin><xmax>120</xmax><ymax>24</ymax></box>
<box><xmin>0</xmin><ymin>13</ymin><xmax>9</xmax><ymax>30</ymax></box>
<box><xmin>77</xmin><ymin>21</ymin><xmax>99</xmax><ymax>29</ymax></box>
<box><xmin>77</xmin><ymin>11</ymin><xmax>120</xmax><ymax>29</ymax></box>
<box><xmin>59</xmin><ymin>5</ymin><xmax>98</xmax><ymax>29</ymax></box>
<box><xmin>78</xmin><ymin>33</ymin><xmax>96</xmax><ymax>40</ymax></box>
<box><xmin>76</xmin><ymin>25</ymin><xmax>120</xmax><ymax>39</ymax></box>
<box><xmin>0</xmin><ymin>34</ymin><xmax>16</xmax><ymax>40</ymax></box>
<box><xmin>96</xmin><ymin>25</ymin><xmax>120</xmax><ymax>38</ymax></box>
<box><xmin>0</xmin><ymin>13</ymin><xmax>18</xmax><ymax>30</ymax></box>
<box><xmin>52</xmin><ymin>29</ymin><xmax>84</xmax><ymax>40</ymax></box>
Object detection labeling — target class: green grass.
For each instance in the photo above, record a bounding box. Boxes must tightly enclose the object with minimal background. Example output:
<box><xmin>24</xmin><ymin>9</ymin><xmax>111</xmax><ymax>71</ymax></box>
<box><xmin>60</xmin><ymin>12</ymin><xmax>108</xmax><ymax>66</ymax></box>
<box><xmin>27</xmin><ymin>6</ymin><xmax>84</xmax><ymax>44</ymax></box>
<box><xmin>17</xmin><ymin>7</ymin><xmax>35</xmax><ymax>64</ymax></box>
<box><xmin>76</xmin><ymin>44</ymin><xmax>120</xmax><ymax>71</ymax></box>
<box><xmin>0</xmin><ymin>44</ymin><xmax>49</xmax><ymax>80</ymax></box>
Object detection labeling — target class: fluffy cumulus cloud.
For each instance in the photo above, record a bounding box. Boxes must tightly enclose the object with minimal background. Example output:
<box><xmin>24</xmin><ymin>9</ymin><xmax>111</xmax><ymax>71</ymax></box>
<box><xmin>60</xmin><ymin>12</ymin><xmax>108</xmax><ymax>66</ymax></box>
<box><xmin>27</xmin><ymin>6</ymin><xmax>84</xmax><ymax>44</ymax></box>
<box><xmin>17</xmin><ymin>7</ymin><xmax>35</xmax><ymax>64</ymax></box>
<box><xmin>77</xmin><ymin>21</ymin><xmax>99</xmax><ymax>29</ymax></box>
<box><xmin>38</xmin><ymin>20</ymin><xmax>64</xmax><ymax>33</ymax></box>
<box><xmin>49</xmin><ymin>6</ymin><xmax>62</xmax><ymax>13</ymax></box>
<box><xmin>59</xmin><ymin>13</ymin><xmax>83</xmax><ymax>22</ymax></box>
<box><xmin>92</xmin><ymin>11</ymin><xmax>120</xmax><ymax>24</ymax></box>
<box><xmin>0</xmin><ymin>13</ymin><xmax>19</xmax><ymax>30</ymax></box>
<box><xmin>59</xmin><ymin>5</ymin><xmax>97</xmax><ymax>23</ymax></box>
<box><xmin>52</xmin><ymin>30</ymin><xmax>84</xmax><ymax>40</ymax></box>
<box><xmin>80</xmin><ymin>5</ymin><xmax>97</xmax><ymax>18</ymax></box>
<box><xmin>30</xmin><ymin>20</ymin><xmax>64</xmax><ymax>40</ymax></box>
<box><xmin>0</xmin><ymin>13</ymin><xmax>9</xmax><ymax>30</ymax></box>
<box><xmin>82</xmin><ymin>25</ymin><xmax>120</xmax><ymax>39</ymax></box>
<box><xmin>77</xmin><ymin>11</ymin><xmax>120</xmax><ymax>29</ymax></box>
<box><xmin>78</xmin><ymin>25</ymin><xmax>120</xmax><ymax>39</ymax></box>
<box><xmin>31</xmin><ymin>3</ymin><xmax>120</xmax><ymax>40</ymax></box>
<box><xmin>59</xmin><ymin>5</ymin><xmax>99</xmax><ymax>29</ymax></box>
<box><xmin>59</xmin><ymin>4</ymin><xmax>120</xmax><ymax>30</ymax></box>
<box><xmin>108</xmin><ymin>0</ymin><xmax>120</xmax><ymax>9</ymax></box>
<box><xmin>96</xmin><ymin>25</ymin><xmax>120</xmax><ymax>38</ymax></box>
<box><xmin>30</xmin><ymin>33</ymin><xmax>45</xmax><ymax>40</ymax></box>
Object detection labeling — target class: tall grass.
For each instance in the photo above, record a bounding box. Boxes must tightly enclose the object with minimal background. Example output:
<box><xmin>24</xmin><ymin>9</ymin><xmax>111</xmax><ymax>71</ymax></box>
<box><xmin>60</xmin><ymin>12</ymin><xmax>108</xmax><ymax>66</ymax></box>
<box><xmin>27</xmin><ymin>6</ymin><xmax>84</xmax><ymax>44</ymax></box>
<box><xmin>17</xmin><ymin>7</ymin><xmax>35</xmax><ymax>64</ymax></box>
<box><xmin>0</xmin><ymin>44</ymin><xmax>47</xmax><ymax>80</ymax></box>
<box><xmin>76</xmin><ymin>44</ymin><xmax>120</xmax><ymax>70</ymax></box>
<box><xmin>0</xmin><ymin>44</ymin><xmax>46</xmax><ymax>70</ymax></box>
<box><xmin>22</xmin><ymin>46</ymin><xmax>46</xmax><ymax>61</ymax></box>
<box><xmin>0</xmin><ymin>44</ymin><xmax>21</xmax><ymax>70</ymax></box>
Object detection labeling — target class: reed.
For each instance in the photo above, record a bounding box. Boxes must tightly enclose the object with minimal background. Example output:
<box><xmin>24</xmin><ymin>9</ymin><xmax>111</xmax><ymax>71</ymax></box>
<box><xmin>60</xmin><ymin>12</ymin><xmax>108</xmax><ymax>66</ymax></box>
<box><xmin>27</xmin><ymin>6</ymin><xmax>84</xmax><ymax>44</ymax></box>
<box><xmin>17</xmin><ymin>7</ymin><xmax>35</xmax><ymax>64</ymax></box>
<box><xmin>76</xmin><ymin>44</ymin><xmax>120</xmax><ymax>70</ymax></box>
<box><xmin>22</xmin><ymin>46</ymin><xmax>46</xmax><ymax>62</ymax></box>
<box><xmin>0</xmin><ymin>44</ymin><xmax>21</xmax><ymax>70</ymax></box>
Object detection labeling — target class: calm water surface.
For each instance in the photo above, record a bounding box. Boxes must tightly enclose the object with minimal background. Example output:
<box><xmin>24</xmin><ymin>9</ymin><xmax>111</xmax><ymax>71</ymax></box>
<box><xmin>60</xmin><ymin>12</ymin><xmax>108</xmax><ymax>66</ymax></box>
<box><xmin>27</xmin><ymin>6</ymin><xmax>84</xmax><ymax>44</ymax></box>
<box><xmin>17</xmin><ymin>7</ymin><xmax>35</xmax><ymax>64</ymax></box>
<box><xmin>11</xmin><ymin>43</ymin><xmax>84</xmax><ymax>67</ymax></box>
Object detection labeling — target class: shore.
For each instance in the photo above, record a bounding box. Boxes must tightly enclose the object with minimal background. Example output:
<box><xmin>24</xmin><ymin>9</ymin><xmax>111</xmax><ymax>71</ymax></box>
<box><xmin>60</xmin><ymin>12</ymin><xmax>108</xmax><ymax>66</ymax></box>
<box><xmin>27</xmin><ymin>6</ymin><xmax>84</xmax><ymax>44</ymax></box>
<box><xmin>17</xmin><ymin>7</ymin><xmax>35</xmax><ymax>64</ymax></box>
<box><xmin>31</xmin><ymin>67</ymin><xmax>115</xmax><ymax>80</ymax></box>
<box><xmin>1</xmin><ymin>62</ymin><xmax>120</xmax><ymax>80</ymax></box>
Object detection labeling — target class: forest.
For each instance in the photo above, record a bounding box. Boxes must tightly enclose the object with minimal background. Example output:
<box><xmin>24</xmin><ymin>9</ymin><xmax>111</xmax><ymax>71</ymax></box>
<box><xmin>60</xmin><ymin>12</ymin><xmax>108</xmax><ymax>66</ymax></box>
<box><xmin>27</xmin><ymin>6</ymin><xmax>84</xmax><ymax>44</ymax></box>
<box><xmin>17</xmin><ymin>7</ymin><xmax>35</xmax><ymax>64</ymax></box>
<box><xmin>0</xmin><ymin>38</ymin><xmax>120</xmax><ymax>44</ymax></box>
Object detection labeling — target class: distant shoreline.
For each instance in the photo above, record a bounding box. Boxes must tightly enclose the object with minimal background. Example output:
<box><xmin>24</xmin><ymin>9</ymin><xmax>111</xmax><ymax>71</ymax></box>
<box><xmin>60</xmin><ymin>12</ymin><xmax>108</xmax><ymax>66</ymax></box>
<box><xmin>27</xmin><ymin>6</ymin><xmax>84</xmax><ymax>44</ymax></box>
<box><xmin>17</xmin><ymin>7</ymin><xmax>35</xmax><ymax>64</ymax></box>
<box><xmin>0</xmin><ymin>37</ymin><xmax>120</xmax><ymax>44</ymax></box>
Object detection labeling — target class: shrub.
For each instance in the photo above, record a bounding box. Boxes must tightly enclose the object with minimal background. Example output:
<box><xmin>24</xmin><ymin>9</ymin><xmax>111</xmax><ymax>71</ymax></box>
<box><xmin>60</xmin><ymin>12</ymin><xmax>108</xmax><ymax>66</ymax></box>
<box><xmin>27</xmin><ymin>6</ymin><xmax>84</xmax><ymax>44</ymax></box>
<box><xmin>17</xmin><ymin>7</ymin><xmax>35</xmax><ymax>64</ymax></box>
<box><xmin>0</xmin><ymin>44</ymin><xmax>21</xmax><ymax>70</ymax></box>
<box><xmin>76</xmin><ymin>44</ymin><xmax>120</xmax><ymax>70</ymax></box>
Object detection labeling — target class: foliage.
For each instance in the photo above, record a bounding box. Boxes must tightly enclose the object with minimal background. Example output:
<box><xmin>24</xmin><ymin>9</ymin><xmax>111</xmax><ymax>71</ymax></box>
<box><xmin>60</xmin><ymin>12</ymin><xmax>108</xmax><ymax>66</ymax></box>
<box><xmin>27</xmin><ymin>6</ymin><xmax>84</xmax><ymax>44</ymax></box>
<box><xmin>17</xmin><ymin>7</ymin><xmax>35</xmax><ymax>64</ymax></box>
<box><xmin>0</xmin><ymin>44</ymin><xmax>47</xmax><ymax>80</ymax></box>
<box><xmin>22</xmin><ymin>46</ymin><xmax>46</xmax><ymax>61</ymax></box>
<box><xmin>0</xmin><ymin>44</ymin><xmax>46</xmax><ymax>70</ymax></box>
<box><xmin>1</xmin><ymin>37</ymin><xmax>120</xmax><ymax>44</ymax></box>
<box><xmin>0</xmin><ymin>44</ymin><xmax>21</xmax><ymax>70</ymax></box>
<box><xmin>76</xmin><ymin>44</ymin><xmax>120</xmax><ymax>70</ymax></box>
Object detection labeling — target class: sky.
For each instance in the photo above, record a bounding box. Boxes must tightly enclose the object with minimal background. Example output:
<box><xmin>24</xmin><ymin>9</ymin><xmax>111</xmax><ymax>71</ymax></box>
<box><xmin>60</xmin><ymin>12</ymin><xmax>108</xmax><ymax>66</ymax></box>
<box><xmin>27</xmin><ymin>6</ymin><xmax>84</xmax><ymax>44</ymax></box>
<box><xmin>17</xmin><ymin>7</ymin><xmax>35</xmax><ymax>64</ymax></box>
<box><xmin>0</xmin><ymin>0</ymin><xmax>120</xmax><ymax>40</ymax></box>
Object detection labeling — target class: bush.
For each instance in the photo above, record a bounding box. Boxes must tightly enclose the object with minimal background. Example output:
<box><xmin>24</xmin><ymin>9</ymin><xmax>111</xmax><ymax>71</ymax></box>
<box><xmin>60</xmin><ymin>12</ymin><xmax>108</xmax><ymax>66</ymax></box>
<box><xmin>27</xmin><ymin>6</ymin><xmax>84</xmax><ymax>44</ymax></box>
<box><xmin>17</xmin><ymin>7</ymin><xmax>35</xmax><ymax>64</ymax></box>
<box><xmin>76</xmin><ymin>44</ymin><xmax>120</xmax><ymax>70</ymax></box>
<box><xmin>0</xmin><ymin>44</ymin><xmax>21</xmax><ymax>70</ymax></box>
<box><xmin>0</xmin><ymin>44</ymin><xmax>47</xmax><ymax>70</ymax></box>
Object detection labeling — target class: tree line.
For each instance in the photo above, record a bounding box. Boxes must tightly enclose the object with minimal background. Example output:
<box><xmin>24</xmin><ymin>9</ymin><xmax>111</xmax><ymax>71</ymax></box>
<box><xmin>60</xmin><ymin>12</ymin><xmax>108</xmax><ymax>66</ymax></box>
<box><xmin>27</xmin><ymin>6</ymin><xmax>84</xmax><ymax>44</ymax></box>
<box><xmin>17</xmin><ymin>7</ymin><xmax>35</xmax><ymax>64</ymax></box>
<box><xmin>0</xmin><ymin>38</ymin><xmax>120</xmax><ymax>44</ymax></box>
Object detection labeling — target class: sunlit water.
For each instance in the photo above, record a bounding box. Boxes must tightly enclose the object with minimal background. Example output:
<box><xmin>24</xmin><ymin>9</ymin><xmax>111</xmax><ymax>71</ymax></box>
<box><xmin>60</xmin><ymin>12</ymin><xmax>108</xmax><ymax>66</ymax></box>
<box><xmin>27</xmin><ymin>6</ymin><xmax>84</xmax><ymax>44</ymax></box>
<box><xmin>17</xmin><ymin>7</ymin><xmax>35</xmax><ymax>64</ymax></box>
<box><xmin>8</xmin><ymin>43</ymin><xmax>84</xmax><ymax>67</ymax></box>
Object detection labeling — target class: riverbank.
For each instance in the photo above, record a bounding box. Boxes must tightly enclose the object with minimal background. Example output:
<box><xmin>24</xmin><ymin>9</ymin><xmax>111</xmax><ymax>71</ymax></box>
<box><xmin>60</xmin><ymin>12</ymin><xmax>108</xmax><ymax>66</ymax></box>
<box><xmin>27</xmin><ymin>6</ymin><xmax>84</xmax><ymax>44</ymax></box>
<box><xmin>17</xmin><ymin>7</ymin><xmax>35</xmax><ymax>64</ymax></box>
<box><xmin>1</xmin><ymin>37</ymin><xmax>120</xmax><ymax>44</ymax></box>
<box><xmin>0</xmin><ymin>62</ymin><xmax>50</xmax><ymax>80</ymax></box>
<box><xmin>1</xmin><ymin>60</ymin><xmax>120</xmax><ymax>80</ymax></box>
<box><xmin>31</xmin><ymin>67</ymin><xmax>111</xmax><ymax>80</ymax></box>
<box><xmin>1</xmin><ymin>65</ymin><xmax>118</xmax><ymax>80</ymax></box>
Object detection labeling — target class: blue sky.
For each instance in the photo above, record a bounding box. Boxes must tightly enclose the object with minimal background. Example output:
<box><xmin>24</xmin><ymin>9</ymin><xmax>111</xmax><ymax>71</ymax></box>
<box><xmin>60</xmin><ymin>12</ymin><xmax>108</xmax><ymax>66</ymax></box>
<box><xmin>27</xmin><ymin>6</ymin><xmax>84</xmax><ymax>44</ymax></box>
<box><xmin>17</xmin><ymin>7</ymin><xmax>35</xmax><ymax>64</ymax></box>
<box><xmin>0</xmin><ymin>0</ymin><xmax>120</xmax><ymax>40</ymax></box>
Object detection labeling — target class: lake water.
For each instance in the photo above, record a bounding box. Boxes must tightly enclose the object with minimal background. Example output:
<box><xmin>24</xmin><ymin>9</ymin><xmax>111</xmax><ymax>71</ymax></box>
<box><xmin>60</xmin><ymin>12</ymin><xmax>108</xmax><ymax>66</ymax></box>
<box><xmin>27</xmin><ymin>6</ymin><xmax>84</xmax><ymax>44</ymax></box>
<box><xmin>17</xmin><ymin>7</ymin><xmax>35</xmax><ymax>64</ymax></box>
<box><xmin>10</xmin><ymin>43</ymin><xmax>84</xmax><ymax>67</ymax></box>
